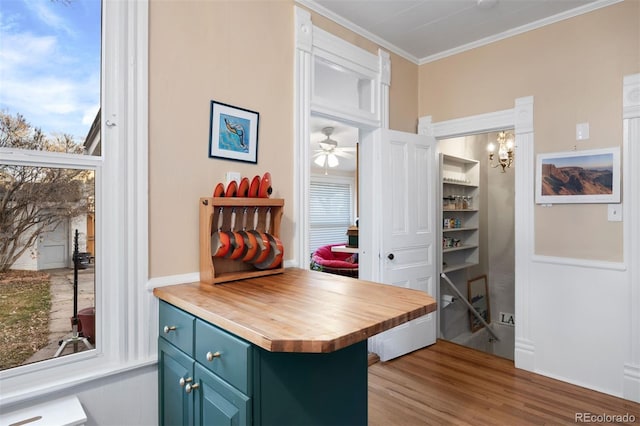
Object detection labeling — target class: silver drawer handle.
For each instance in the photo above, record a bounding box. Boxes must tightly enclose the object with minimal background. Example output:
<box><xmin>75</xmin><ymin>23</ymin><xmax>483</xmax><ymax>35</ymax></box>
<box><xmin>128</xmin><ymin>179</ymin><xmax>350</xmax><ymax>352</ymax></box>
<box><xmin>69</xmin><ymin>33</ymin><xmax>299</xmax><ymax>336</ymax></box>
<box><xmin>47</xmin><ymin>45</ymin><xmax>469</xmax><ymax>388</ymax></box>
<box><xmin>185</xmin><ymin>383</ymin><xmax>199</xmax><ymax>394</ymax></box>
<box><xmin>206</xmin><ymin>351</ymin><xmax>221</xmax><ymax>362</ymax></box>
<box><xmin>163</xmin><ymin>325</ymin><xmax>176</xmax><ymax>334</ymax></box>
<box><xmin>179</xmin><ymin>377</ymin><xmax>192</xmax><ymax>387</ymax></box>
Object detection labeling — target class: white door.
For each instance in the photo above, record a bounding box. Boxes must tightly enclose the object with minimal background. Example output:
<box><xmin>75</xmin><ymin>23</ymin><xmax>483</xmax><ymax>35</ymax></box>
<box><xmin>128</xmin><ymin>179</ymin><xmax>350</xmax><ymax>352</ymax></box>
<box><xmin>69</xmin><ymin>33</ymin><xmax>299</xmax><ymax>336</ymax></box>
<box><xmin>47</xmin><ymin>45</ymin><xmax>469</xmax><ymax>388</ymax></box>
<box><xmin>39</xmin><ymin>220</ymin><xmax>69</xmax><ymax>270</ymax></box>
<box><xmin>373</xmin><ymin>129</ymin><xmax>437</xmax><ymax>361</ymax></box>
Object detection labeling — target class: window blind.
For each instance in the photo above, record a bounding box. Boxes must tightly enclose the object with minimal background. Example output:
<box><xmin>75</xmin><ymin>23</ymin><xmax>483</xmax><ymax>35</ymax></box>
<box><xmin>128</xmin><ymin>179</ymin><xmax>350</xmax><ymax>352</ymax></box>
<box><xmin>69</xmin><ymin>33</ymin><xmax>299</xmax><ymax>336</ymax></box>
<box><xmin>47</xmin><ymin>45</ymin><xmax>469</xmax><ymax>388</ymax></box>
<box><xmin>309</xmin><ymin>180</ymin><xmax>353</xmax><ymax>253</ymax></box>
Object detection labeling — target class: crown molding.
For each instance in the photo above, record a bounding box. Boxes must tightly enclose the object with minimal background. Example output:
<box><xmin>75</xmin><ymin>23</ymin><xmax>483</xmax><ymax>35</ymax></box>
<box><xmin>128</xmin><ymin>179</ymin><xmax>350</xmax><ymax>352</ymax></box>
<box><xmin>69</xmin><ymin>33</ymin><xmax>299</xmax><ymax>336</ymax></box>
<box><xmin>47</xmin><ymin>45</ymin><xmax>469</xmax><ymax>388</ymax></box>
<box><xmin>419</xmin><ymin>0</ymin><xmax>623</xmax><ymax>64</ymax></box>
<box><xmin>295</xmin><ymin>0</ymin><xmax>623</xmax><ymax>66</ymax></box>
<box><xmin>295</xmin><ymin>0</ymin><xmax>420</xmax><ymax>64</ymax></box>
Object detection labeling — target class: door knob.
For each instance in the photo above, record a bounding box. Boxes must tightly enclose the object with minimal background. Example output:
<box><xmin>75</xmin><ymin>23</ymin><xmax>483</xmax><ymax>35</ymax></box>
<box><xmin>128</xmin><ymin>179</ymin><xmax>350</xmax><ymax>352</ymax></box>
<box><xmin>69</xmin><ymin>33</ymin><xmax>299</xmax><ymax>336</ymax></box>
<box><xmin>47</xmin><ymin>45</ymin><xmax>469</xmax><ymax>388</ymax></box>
<box><xmin>387</xmin><ymin>253</ymin><xmax>394</xmax><ymax>260</ymax></box>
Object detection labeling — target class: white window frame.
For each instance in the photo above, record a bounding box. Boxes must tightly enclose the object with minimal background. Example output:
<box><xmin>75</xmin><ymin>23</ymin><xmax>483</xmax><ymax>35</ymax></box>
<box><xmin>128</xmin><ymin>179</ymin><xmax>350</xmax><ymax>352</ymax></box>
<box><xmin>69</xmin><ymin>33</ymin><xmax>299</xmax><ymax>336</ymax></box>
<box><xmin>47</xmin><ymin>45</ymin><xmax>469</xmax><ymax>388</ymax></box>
<box><xmin>309</xmin><ymin>173</ymin><xmax>356</xmax><ymax>253</ymax></box>
<box><xmin>0</xmin><ymin>0</ymin><xmax>150</xmax><ymax>406</ymax></box>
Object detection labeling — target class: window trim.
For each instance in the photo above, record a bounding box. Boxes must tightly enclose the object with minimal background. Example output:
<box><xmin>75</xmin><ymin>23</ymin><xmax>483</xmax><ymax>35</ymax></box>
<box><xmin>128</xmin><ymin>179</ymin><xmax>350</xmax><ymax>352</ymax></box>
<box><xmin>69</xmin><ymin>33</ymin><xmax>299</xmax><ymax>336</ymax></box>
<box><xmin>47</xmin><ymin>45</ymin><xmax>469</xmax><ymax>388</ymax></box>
<box><xmin>0</xmin><ymin>0</ymin><xmax>150</xmax><ymax>406</ymax></box>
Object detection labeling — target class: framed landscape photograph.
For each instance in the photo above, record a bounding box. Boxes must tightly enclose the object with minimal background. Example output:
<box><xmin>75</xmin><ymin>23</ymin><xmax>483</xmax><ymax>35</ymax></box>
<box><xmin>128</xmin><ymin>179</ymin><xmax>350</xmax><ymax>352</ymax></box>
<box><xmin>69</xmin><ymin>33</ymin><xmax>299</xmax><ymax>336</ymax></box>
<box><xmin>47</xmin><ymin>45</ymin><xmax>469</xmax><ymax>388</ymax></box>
<box><xmin>209</xmin><ymin>100</ymin><xmax>259</xmax><ymax>163</ymax></box>
<box><xmin>535</xmin><ymin>147</ymin><xmax>620</xmax><ymax>204</ymax></box>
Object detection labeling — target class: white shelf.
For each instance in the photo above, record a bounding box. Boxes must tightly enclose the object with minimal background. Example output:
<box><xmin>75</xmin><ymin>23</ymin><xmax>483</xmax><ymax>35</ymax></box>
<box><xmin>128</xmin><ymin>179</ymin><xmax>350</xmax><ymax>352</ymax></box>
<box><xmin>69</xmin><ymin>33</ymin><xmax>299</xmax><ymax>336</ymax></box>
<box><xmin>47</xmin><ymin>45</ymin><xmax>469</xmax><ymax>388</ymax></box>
<box><xmin>442</xmin><ymin>227</ymin><xmax>478</xmax><ymax>233</ymax></box>
<box><xmin>443</xmin><ymin>209</ymin><xmax>478</xmax><ymax>213</ymax></box>
<box><xmin>443</xmin><ymin>262</ymin><xmax>479</xmax><ymax>273</ymax></box>
<box><xmin>442</xmin><ymin>180</ymin><xmax>478</xmax><ymax>188</ymax></box>
<box><xmin>443</xmin><ymin>244</ymin><xmax>478</xmax><ymax>253</ymax></box>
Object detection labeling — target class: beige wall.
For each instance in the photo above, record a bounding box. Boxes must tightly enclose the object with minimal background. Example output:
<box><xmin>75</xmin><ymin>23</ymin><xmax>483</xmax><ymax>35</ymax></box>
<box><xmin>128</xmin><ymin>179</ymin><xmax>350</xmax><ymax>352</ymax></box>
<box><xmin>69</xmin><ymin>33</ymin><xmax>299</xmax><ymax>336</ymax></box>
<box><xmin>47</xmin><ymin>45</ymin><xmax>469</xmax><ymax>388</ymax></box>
<box><xmin>149</xmin><ymin>1</ymin><xmax>418</xmax><ymax>278</ymax></box>
<box><xmin>149</xmin><ymin>1</ymin><xmax>293</xmax><ymax>278</ymax></box>
<box><xmin>419</xmin><ymin>1</ymin><xmax>639</xmax><ymax>261</ymax></box>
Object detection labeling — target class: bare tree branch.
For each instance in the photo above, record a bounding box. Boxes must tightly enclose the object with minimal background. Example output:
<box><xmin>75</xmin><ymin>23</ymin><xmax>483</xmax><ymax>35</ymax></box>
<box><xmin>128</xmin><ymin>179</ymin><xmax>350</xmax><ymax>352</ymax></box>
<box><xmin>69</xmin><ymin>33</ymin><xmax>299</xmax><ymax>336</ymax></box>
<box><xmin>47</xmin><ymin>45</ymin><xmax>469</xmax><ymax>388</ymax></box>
<box><xmin>0</xmin><ymin>112</ymin><xmax>92</xmax><ymax>272</ymax></box>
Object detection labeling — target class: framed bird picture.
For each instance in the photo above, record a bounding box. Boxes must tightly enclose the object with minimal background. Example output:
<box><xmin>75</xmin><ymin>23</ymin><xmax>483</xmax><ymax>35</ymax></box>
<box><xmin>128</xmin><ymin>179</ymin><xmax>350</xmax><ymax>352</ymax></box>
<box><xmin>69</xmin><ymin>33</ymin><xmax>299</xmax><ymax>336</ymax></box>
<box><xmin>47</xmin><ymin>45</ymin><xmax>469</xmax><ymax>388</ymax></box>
<box><xmin>209</xmin><ymin>100</ymin><xmax>259</xmax><ymax>163</ymax></box>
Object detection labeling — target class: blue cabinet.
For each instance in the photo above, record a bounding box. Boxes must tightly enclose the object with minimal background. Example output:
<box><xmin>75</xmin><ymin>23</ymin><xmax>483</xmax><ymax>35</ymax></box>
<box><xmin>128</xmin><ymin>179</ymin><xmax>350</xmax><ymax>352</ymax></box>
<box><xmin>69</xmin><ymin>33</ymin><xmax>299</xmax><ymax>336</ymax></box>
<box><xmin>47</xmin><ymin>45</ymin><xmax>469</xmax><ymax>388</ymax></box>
<box><xmin>158</xmin><ymin>339</ymin><xmax>194</xmax><ymax>426</ymax></box>
<box><xmin>195</xmin><ymin>364</ymin><xmax>251</xmax><ymax>425</ymax></box>
<box><xmin>158</xmin><ymin>302</ymin><xmax>251</xmax><ymax>426</ymax></box>
<box><xmin>158</xmin><ymin>300</ymin><xmax>367</xmax><ymax>426</ymax></box>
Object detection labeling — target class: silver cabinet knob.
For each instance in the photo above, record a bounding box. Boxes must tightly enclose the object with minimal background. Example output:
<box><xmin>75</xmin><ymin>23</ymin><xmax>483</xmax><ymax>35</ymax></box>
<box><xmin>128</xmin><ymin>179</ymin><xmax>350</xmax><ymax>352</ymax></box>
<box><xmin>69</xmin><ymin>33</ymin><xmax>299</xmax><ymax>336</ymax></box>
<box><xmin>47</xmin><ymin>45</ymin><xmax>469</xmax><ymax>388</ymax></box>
<box><xmin>185</xmin><ymin>383</ymin><xmax>199</xmax><ymax>394</ymax></box>
<box><xmin>179</xmin><ymin>377</ymin><xmax>192</xmax><ymax>387</ymax></box>
<box><xmin>163</xmin><ymin>325</ymin><xmax>176</xmax><ymax>334</ymax></box>
<box><xmin>206</xmin><ymin>351</ymin><xmax>221</xmax><ymax>362</ymax></box>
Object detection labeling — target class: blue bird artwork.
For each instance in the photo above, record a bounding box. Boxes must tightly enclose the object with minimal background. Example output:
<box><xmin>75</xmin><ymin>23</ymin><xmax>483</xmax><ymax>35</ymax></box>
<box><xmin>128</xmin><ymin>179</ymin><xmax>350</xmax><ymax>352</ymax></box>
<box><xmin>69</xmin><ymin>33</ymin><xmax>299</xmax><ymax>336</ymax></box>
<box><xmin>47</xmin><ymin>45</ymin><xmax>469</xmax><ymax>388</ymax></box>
<box><xmin>219</xmin><ymin>114</ymin><xmax>250</xmax><ymax>153</ymax></box>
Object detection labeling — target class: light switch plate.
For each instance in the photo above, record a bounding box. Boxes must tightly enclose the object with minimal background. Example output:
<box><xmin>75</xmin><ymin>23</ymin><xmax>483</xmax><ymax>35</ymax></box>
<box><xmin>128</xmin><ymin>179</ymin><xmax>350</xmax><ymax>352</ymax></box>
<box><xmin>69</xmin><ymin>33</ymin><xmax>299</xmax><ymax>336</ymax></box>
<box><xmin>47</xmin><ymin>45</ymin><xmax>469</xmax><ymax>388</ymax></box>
<box><xmin>608</xmin><ymin>203</ymin><xmax>622</xmax><ymax>222</ymax></box>
<box><xmin>225</xmin><ymin>172</ymin><xmax>241</xmax><ymax>185</ymax></box>
<box><xmin>576</xmin><ymin>122</ymin><xmax>590</xmax><ymax>140</ymax></box>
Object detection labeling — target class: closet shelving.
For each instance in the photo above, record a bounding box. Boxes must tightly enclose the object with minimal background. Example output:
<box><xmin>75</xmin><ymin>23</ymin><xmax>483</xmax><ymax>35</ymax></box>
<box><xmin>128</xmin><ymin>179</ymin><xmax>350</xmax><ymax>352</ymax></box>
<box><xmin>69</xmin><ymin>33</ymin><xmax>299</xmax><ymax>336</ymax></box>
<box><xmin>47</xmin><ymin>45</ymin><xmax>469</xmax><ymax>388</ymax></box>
<box><xmin>440</xmin><ymin>154</ymin><xmax>480</xmax><ymax>274</ymax></box>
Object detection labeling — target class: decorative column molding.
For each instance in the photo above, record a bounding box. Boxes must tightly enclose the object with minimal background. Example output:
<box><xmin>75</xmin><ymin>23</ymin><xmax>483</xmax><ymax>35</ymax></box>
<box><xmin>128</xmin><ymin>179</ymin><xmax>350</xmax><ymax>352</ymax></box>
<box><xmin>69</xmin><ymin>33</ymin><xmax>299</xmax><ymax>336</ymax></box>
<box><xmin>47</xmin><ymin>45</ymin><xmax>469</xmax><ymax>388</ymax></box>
<box><xmin>378</xmin><ymin>49</ymin><xmax>390</xmax><ymax>129</ymax></box>
<box><xmin>514</xmin><ymin>96</ymin><xmax>534</xmax><ymax>133</ymax></box>
<box><xmin>417</xmin><ymin>115</ymin><xmax>433</xmax><ymax>136</ymax></box>
<box><xmin>295</xmin><ymin>7</ymin><xmax>312</xmax><ymax>53</ymax></box>
<box><xmin>623</xmin><ymin>73</ymin><xmax>640</xmax><ymax>119</ymax></box>
<box><xmin>513</xmin><ymin>95</ymin><xmax>536</xmax><ymax>371</ymax></box>
<box><xmin>623</xmin><ymin>73</ymin><xmax>640</xmax><ymax>403</ymax></box>
<box><xmin>378</xmin><ymin>49</ymin><xmax>390</xmax><ymax>86</ymax></box>
<box><xmin>293</xmin><ymin>6</ymin><xmax>313</xmax><ymax>269</ymax></box>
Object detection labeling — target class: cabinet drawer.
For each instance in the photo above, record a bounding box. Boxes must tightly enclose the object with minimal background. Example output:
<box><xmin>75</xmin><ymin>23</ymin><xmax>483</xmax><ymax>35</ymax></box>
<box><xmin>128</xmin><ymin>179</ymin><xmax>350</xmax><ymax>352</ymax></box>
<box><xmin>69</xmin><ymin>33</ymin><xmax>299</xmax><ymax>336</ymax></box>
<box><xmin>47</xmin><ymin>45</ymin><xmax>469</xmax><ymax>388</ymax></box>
<box><xmin>159</xmin><ymin>301</ymin><xmax>195</xmax><ymax>356</ymax></box>
<box><xmin>195</xmin><ymin>320</ymin><xmax>251</xmax><ymax>394</ymax></box>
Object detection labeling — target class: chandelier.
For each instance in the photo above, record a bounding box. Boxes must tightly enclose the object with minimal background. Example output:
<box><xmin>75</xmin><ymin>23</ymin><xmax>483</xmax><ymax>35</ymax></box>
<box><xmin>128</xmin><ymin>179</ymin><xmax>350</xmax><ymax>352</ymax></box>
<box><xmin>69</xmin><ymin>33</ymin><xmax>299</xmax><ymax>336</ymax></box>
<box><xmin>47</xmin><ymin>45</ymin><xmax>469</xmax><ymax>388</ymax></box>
<box><xmin>487</xmin><ymin>131</ymin><xmax>514</xmax><ymax>172</ymax></box>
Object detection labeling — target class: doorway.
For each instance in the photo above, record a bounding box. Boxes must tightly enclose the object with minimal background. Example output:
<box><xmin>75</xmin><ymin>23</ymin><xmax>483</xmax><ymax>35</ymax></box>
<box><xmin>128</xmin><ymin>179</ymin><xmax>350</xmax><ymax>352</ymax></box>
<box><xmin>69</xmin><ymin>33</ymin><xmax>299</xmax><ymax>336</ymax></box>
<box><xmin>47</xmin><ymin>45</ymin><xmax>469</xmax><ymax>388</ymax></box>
<box><xmin>308</xmin><ymin>115</ymin><xmax>360</xmax><ymax>276</ymax></box>
<box><xmin>438</xmin><ymin>131</ymin><xmax>515</xmax><ymax>360</ymax></box>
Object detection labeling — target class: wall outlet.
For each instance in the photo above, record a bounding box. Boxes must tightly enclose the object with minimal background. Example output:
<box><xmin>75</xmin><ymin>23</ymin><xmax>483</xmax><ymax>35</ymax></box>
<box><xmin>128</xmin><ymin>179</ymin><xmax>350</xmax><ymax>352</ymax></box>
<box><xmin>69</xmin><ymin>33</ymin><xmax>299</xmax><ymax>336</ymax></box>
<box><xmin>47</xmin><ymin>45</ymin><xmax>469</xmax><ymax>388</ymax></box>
<box><xmin>608</xmin><ymin>203</ymin><xmax>622</xmax><ymax>222</ymax></box>
<box><xmin>499</xmin><ymin>312</ymin><xmax>515</xmax><ymax>326</ymax></box>
<box><xmin>225</xmin><ymin>172</ymin><xmax>241</xmax><ymax>185</ymax></box>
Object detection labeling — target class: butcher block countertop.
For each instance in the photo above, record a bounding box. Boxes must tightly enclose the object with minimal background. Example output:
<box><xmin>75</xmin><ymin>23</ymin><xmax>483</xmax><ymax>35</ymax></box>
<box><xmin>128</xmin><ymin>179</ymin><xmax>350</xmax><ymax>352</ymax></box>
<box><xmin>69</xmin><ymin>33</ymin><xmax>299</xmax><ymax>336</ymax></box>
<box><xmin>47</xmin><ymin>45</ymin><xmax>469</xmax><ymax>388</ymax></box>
<box><xmin>153</xmin><ymin>268</ymin><xmax>436</xmax><ymax>353</ymax></box>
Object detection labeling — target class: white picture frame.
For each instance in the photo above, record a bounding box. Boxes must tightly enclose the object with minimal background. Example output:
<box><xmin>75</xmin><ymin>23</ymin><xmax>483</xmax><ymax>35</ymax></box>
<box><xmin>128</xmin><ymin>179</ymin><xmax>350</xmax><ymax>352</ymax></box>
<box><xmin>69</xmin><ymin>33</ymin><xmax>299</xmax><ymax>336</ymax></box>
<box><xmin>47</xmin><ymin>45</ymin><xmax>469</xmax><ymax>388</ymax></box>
<box><xmin>535</xmin><ymin>147</ymin><xmax>620</xmax><ymax>204</ymax></box>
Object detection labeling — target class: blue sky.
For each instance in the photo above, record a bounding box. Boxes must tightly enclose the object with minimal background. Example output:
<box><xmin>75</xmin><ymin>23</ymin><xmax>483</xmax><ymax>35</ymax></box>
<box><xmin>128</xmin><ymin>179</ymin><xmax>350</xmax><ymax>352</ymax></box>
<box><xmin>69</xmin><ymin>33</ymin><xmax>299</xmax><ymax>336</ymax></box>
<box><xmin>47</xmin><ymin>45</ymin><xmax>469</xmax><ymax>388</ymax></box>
<box><xmin>542</xmin><ymin>153</ymin><xmax>614</xmax><ymax>170</ymax></box>
<box><xmin>0</xmin><ymin>0</ymin><xmax>101</xmax><ymax>142</ymax></box>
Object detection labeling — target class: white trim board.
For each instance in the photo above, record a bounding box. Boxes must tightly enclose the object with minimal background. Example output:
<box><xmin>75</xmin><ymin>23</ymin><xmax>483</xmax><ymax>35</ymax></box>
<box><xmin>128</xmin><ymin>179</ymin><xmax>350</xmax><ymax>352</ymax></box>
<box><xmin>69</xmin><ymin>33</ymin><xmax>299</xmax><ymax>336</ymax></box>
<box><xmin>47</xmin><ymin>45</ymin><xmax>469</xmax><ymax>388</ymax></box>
<box><xmin>295</xmin><ymin>0</ymin><xmax>623</xmax><ymax>65</ymax></box>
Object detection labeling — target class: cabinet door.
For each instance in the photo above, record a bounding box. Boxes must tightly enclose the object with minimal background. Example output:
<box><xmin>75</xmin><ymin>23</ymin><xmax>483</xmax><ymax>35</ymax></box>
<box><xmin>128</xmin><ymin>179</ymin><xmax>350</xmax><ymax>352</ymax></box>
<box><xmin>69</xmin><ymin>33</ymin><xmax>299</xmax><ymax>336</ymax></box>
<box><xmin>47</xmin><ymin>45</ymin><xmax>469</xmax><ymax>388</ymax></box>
<box><xmin>194</xmin><ymin>364</ymin><xmax>251</xmax><ymax>426</ymax></box>
<box><xmin>159</xmin><ymin>339</ymin><xmax>194</xmax><ymax>426</ymax></box>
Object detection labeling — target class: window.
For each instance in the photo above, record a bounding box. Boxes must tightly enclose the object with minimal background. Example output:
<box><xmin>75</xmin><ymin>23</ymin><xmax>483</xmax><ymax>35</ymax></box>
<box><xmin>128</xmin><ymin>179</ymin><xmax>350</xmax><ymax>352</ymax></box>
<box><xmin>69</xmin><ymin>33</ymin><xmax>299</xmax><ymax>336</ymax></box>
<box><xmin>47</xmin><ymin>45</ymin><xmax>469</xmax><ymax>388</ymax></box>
<box><xmin>0</xmin><ymin>0</ymin><xmax>149</xmax><ymax>404</ymax></box>
<box><xmin>309</xmin><ymin>177</ymin><xmax>354</xmax><ymax>253</ymax></box>
<box><xmin>0</xmin><ymin>0</ymin><xmax>100</xmax><ymax>370</ymax></box>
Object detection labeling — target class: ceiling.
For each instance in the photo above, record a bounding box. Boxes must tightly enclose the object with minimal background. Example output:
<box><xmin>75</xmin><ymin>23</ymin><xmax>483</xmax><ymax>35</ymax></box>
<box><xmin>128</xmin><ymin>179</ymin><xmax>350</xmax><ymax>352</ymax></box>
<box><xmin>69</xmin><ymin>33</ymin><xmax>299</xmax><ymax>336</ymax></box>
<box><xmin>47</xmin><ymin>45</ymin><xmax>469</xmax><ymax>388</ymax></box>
<box><xmin>299</xmin><ymin>0</ymin><xmax>619</xmax><ymax>64</ymax></box>
<box><xmin>307</xmin><ymin>0</ymin><xmax>619</xmax><ymax>174</ymax></box>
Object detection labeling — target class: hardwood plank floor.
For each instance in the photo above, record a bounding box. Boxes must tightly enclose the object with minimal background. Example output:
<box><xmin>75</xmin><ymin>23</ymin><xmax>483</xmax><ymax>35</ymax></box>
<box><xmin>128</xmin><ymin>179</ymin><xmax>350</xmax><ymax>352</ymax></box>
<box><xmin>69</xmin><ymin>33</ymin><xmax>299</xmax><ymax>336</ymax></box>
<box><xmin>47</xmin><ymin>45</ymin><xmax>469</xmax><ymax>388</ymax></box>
<box><xmin>369</xmin><ymin>340</ymin><xmax>640</xmax><ymax>425</ymax></box>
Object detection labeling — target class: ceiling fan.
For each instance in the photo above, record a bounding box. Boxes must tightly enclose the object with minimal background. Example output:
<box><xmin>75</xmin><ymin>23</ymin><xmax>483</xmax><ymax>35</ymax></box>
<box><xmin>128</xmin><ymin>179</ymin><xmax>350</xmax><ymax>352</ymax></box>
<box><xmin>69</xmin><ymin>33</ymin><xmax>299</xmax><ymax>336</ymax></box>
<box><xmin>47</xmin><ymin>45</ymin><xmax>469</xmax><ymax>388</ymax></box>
<box><xmin>312</xmin><ymin>127</ymin><xmax>356</xmax><ymax>174</ymax></box>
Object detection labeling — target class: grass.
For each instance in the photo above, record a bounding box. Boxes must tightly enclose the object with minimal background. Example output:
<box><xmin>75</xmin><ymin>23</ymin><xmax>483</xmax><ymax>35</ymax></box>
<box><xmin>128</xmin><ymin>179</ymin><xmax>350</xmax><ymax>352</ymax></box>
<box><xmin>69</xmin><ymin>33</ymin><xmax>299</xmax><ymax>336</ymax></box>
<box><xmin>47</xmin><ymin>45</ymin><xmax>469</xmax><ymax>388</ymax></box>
<box><xmin>0</xmin><ymin>270</ymin><xmax>51</xmax><ymax>370</ymax></box>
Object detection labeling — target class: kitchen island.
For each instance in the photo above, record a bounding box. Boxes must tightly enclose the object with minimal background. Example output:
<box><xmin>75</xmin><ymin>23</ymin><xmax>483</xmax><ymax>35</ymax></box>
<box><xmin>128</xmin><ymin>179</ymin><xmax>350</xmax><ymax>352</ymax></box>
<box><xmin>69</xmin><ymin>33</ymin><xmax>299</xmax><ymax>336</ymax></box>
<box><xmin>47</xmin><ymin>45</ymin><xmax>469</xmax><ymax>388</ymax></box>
<box><xmin>154</xmin><ymin>267</ymin><xmax>436</xmax><ymax>425</ymax></box>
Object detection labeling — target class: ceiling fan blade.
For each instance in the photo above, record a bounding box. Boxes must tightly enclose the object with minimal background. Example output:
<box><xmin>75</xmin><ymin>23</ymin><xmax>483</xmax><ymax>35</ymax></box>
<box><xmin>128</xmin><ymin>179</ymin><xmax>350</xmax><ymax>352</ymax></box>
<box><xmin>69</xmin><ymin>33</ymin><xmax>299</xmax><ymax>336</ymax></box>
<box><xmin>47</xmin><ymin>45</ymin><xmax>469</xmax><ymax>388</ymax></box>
<box><xmin>340</xmin><ymin>147</ymin><xmax>357</xmax><ymax>152</ymax></box>
<box><xmin>334</xmin><ymin>151</ymin><xmax>353</xmax><ymax>159</ymax></box>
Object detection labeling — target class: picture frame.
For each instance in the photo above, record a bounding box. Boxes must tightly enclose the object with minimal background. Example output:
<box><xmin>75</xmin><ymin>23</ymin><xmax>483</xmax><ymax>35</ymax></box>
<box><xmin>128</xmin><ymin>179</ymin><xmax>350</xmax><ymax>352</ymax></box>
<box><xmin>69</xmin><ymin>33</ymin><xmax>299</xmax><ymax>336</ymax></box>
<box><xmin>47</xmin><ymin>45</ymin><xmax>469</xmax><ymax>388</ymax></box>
<box><xmin>468</xmin><ymin>275</ymin><xmax>490</xmax><ymax>332</ymax></box>
<box><xmin>535</xmin><ymin>147</ymin><xmax>620</xmax><ymax>204</ymax></box>
<box><xmin>209</xmin><ymin>100</ymin><xmax>259</xmax><ymax>163</ymax></box>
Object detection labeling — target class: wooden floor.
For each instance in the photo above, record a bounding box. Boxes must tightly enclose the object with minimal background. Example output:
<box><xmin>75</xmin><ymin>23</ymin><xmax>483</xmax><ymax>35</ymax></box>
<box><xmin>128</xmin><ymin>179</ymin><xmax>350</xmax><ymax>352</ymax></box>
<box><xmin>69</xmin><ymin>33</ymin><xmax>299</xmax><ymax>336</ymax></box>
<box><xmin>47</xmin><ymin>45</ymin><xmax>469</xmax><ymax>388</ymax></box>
<box><xmin>369</xmin><ymin>340</ymin><xmax>640</xmax><ymax>425</ymax></box>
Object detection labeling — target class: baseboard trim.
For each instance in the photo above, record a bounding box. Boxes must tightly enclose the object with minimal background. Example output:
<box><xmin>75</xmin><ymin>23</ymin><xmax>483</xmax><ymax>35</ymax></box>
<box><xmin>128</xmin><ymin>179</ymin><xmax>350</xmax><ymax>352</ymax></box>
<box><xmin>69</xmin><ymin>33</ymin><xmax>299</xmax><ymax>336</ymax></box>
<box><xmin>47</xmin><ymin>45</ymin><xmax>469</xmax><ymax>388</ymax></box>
<box><xmin>623</xmin><ymin>363</ymin><xmax>640</xmax><ymax>403</ymax></box>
